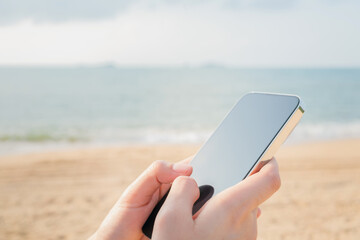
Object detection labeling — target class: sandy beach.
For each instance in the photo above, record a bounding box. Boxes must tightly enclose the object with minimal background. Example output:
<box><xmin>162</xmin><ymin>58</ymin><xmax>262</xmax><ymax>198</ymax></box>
<box><xmin>0</xmin><ymin>139</ymin><xmax>359</xmax><ymax>240</ymax></box>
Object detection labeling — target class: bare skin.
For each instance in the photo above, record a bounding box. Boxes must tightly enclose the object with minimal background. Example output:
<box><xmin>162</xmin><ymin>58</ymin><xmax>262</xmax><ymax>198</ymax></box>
<box><xmin>90</xmin><ymin>157</ymin><xmax>280</xmax><ymax>240</ymax></box>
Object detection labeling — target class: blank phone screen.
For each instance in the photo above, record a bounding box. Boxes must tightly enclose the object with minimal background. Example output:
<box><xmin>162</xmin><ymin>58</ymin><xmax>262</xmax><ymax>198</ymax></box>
<box><xmin>190</xmin><ymin>93</ymin><xmax>300</xmax><ymax>195</ymax></box>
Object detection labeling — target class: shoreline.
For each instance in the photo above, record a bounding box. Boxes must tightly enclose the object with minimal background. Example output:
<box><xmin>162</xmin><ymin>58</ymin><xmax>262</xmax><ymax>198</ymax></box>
<box><xmin>0</xmin><ymin>139</ymin><xmax>359</xmax><ymax>240</ymax></box>
<box><xmin>2</xmin><ymin>120</ymin><xmax>360</xmax><ymax>157</ymax></box>
<box><xmin>1</xmin><ymin>136</ymin><xmax>359</xmax><ymax>159</ymax></box>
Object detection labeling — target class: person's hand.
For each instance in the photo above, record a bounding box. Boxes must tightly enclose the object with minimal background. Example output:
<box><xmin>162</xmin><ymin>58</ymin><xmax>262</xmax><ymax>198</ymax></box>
<box><xmin>152</xmin><ymin>158</ymin><xmax>281</xmax><ymax>240</ymax></box>
<box><xmin>90</xmin><ymin>158</ymin><xmax>193</xmax><ymax>240</ymax></box>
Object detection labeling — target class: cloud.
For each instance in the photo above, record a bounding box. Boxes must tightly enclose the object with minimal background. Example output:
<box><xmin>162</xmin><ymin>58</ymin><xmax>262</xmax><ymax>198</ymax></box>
<box><xmin>0</xmin><ymin>0</ymin><xmax>299</xmax><ymax>25</ymax></box>
<box><xmin>0</xmin><ymin>0</ymin><xmax>130</xmax><ymax>24</ymax></box>
<box><xmin>0</xmin><ymin>0</ymin><xmax>359</xmax><ymax>67</ymax></box>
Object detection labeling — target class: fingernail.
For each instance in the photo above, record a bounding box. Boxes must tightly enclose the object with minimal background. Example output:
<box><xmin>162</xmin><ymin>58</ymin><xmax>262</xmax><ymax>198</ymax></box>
<box><xmin>172</xmin><ymin>163</ymin><xmax>192</xmax><ymax>173</ymax></box>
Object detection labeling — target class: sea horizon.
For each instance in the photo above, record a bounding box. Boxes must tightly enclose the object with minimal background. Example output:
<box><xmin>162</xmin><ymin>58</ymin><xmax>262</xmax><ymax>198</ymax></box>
<box><xmin>1</xmin><ymin>66</ymin><xmax>359</xmax><ymax>155</ymax></box>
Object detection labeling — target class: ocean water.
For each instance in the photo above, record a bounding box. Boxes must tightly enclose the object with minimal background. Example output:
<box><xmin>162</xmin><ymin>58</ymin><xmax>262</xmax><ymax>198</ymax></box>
<box><xmin>0</xmin><ymin>66</ymin><xmax>359</xmax><ymax>155</ymax></box>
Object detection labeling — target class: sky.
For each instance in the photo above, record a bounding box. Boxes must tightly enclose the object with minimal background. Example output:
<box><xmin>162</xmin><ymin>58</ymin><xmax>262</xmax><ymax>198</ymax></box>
<box><xmin>0</xmin><ymin>0</ymin><xmax>359</xmax><ymax>67</ymax></box>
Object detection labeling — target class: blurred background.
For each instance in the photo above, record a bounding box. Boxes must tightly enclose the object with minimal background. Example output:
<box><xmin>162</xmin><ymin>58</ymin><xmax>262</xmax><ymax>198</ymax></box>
<box><xmin>0</xmin><ymin>1</ymin><xmax>359</xmax><ymax>240</ymax></box>
<box><xmin>1</xmin><ymin>0</ymin><xmax>360</xmax><ymax>154</ymax></box>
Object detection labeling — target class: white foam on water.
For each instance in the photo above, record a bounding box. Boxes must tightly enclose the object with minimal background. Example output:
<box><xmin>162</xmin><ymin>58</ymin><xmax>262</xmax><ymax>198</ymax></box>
<box><xmin>286</xmin><ymin>121</ymin><xmax>360</xmax><ymax>144</ymax></box>
<box><xmin>1</xmin><ymin>121</ymin><xmax>359</xmax><ymax>156</ymax></box>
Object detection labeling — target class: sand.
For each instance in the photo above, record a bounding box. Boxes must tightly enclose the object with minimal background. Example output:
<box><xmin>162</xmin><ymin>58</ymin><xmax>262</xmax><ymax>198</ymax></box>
<box><xmin>0</xmin><ymin>139</ymin><xmax>359</xmax><ymax>240</ymax></box>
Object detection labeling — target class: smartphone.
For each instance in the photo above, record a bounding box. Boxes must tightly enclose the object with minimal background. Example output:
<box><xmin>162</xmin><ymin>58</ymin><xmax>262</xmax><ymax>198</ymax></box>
<box><xmin>143</xmin><ymin>92</ymin><xmax>305</xmax><ymax>238</ymax></box>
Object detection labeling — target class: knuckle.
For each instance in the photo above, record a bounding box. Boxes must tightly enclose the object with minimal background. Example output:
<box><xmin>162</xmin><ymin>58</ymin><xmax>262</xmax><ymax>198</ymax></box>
<box><xmin>150</xmin><ymin>160</ymin><xmax>166</xmax><ymax>172</ymax></box>
<box><xmin>172</xmin><ymin>176</ymin><xmax>199</xmax><ymax>200</ymax></box>
<box><xmin>173</xmin><ymin>176</ymin><xmax>196</xmax><ymax>188</ymax></box>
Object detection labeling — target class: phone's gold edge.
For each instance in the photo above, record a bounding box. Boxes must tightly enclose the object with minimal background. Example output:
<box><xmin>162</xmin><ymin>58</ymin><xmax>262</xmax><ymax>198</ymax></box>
<box><xmin>248</xmin><ymin>107</ymin><xmax>304</xmax><ymax>176</ymax></box>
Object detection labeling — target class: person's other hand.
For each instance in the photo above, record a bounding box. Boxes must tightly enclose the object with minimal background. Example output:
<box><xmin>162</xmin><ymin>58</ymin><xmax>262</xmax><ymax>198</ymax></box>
<box><xmin>152</xmin><ymin>158</ymin><xmax>281</xmax><ymax>240</ymax></box>
<box><xmin>90</xmin><ymin>158</ymin><xmax>193</xmax><ymax>240</ymax></box>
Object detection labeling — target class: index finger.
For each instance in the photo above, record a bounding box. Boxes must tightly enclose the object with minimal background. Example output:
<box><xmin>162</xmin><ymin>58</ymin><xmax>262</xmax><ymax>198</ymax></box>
<box><xmin>215</xmin><ymin>158</ymin><xmax>281</xmax><ymax>214</ymax></box>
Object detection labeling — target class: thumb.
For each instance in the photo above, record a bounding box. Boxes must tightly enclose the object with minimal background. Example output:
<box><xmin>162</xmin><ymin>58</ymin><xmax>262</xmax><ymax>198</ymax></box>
<box><xmin>156</xmin><ymin>177</ymin><xmax>200</xmax><ymax>227</ymax></box>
